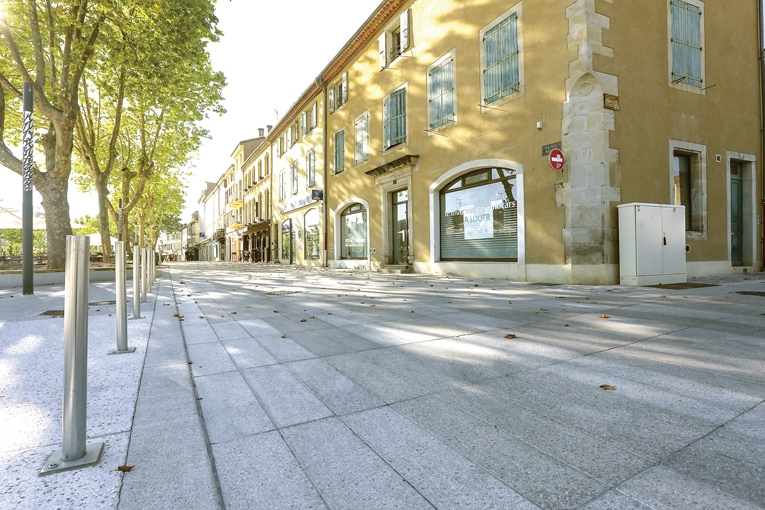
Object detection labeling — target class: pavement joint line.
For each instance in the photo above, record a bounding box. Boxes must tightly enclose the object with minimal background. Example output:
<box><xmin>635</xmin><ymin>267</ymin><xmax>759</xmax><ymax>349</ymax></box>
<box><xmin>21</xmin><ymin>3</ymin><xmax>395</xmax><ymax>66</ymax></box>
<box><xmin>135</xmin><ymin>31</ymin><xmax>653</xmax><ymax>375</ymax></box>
<box><xmin>166</xmin><ymin>270</ymin><xmax>227</xmax><ymax>510</ymax></box>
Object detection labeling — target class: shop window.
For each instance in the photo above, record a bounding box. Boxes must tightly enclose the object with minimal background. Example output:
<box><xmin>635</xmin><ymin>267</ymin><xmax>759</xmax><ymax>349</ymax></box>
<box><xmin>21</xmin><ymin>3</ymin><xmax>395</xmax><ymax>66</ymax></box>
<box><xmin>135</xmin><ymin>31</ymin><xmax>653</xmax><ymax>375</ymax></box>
<box><xmin>305</xmin><ymin>209</ymin><xmax>320</xmax><ymax>260</ymax></box>
<box><xmin>281</xmin><ymin>220</ymin><xmax>295</xmax><ymax>260</ymax></box>
<box><xmin>439</xmin><ymin>167</ymin><xmax>518</xmax><ymax>261</ymax></box>
<box><xmin>340</xmin><ymin>204</ymin><xmax>368</xmax><ymax>259</ymax></box>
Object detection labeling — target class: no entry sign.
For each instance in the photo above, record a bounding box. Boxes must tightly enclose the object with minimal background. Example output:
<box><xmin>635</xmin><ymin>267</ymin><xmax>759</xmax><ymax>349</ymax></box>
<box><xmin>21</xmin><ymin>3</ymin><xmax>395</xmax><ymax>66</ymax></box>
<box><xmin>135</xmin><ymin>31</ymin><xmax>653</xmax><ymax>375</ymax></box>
<box><xmin>549</xmin><ymin>148</ymin><xmax>565</xmax><ymax>171</ymax></box>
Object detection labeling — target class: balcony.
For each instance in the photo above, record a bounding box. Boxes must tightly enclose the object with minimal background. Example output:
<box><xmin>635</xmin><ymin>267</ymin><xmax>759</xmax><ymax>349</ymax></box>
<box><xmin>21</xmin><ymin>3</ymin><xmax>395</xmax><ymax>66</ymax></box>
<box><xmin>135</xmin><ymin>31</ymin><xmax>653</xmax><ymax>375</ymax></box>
<box><xmin>228</xmin><ymin>196</ymin><xmax>243</xmax><ymax>209</ymax></box>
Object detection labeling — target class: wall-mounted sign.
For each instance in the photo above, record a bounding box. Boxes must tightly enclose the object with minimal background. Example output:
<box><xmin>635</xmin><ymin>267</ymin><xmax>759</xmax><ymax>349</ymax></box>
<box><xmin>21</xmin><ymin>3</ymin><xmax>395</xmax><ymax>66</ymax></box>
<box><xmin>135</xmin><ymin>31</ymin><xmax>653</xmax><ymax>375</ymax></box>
<box><xmin>542</xmin><ymin>141</ymin><xmax>561</xmax><ymax>156</ymax></box>
<box><xmin>311</xmin><ymin>189</ymin><xmax>324</xmax><ymax>201</ymax></box>
<box><xmin>549</xmin><ymin>148</ymin><xmax>565</xmax><ymax>171</ymax></box>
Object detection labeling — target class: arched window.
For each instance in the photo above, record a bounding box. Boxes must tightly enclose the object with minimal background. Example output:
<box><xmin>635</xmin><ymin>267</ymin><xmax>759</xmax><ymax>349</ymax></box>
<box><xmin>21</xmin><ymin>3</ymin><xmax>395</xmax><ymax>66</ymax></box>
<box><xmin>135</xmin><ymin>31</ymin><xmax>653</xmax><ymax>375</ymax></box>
<box><xmin>304</xmin><ymin>209</ymin><xmax>320</xmax><ymax>260</ymax></box>
<box><xmin>340</xmin><ymin>204</ymin><xmax>367</xmax><ymax>259</ymax></box>
<box><xmin>439</xmin><ymin>167</ymin><xmax>518</xmax><ymax>261</ymax></box>
<box><xmin>281</xmin><ymin>219</ymin><xmax>294</xmax><ymax>261</ymax></box>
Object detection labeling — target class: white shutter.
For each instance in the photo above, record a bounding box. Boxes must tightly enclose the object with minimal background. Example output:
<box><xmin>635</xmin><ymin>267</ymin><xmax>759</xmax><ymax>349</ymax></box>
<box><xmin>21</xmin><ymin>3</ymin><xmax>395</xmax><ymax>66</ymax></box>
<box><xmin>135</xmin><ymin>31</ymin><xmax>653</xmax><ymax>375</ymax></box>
<box><xmin>379</xmin><ymin>33</ymin><xmax>387</xmax><ymax>69</ymax></box>
<box><xmin>341</xmin><ymin>72</ymin><xmax>349</xmax><ymax>104</ymax></box>
<box><xmin>311</xmin><ymin>102</ymin><xmax>318</xmax><ymax>128</ymax></box>
<box><xmin>329</xmin><ymin>86</ymin><xmax>335</xmax><ymax>112</ymax></box>
<box><xmin>400</xmin><ymin>9</ymin><xmax>410</xmax><ymax>53</ymax></box>
<box><xmin>301</xmin><ymin>112</ymin><xmax>307</xmax><ymax>134</ymax></box>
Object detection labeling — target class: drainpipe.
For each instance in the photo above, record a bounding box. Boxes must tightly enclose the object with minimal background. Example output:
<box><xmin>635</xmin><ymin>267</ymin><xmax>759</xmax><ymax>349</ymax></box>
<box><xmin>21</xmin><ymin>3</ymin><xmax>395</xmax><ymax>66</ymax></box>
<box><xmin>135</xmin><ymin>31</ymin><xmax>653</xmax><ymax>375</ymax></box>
<box><xmin>759</xmin><ymin>0</ymin><xmax>765</xmax><ymax>263</ymax></box>
<box><xmin>318</xmin><ymin>75</ymin><xmax>330</xmax><ymax>268</ymax></box>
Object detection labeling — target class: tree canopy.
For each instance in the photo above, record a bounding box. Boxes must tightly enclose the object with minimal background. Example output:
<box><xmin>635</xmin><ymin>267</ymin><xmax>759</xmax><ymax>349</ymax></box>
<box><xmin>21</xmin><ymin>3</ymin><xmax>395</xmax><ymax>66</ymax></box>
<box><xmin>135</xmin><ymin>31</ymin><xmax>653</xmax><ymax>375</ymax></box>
<box><xmin>0</xmin><ymin>0</ymin><xmax>225</xmax><ymax>268</ymax></box>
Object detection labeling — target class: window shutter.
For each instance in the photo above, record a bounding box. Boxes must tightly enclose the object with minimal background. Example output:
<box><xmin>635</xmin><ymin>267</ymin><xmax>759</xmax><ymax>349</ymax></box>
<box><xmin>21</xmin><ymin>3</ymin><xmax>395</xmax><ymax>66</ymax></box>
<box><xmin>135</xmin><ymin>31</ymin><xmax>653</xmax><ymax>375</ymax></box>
<box><xmin>383</xmin><ymin>96</ymin><xmax>390</xmax><ymax>149</ymax></box>
<box><xmin>286</xmin><ymin>129</ymin><xmax>291</xmax><ymax>149</ymax></box>
<box><xmin>379</xmin><ymin>33</ymin><xmax>387</xmax><ymax>69</ymax></box>
<box><xmin>302</xmin><ymin>112</ymin><xmax>307</xmax><ymax>134</ymax></box>
<box><xmin>341</xmin><ymin>72</ymin><xmax>349</xmax><ymax>104</ymax></box>
<box><xmin>329</xmin><ymin>86</ymin><xmax>335</xmax><ymax>113</ymax></box>
<box><xmin>311</xmin><ymin>102</ymin><xmax>318</xmax><ymax>128</ymax></box>
<box><xmin>400</xmin><ymin>9</ymin><xmax>410</xmax><ymax>53</ymax></box>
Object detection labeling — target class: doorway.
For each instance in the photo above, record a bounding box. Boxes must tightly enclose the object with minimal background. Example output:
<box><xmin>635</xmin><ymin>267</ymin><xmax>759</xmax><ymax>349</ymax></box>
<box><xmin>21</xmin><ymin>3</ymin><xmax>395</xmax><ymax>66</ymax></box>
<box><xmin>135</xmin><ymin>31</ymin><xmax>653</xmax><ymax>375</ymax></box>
<box><xmin>391</xmin><ymin>189</ymin><xmax>409</xmax><ymax>265</ymax></box>
<box><xmin>730</xmin><ymin>162</ymin><xmax>743</xmax><ymax>266</ymax></box>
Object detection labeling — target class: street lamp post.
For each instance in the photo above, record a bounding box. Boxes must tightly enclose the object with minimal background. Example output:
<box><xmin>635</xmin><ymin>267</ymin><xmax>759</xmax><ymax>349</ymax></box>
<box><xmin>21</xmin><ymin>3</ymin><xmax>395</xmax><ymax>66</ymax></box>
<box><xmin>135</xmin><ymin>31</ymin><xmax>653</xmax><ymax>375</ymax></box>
<box><xmin>22</xmin><ymin>83</ymin><xmax>34</xmax><ymax>294</ymax></box>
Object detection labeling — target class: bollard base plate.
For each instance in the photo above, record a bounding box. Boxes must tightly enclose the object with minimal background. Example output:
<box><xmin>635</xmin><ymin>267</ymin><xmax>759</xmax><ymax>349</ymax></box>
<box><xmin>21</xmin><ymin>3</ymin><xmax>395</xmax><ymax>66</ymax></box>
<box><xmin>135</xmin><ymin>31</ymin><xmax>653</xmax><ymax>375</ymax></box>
<box><xmin>108</xmin><ymin>347</ymin><xmax>136</xmax><ymax>355</ymax></box>
<box><xmin>40</xmin><ymin>441</ymin><xmax>104</xmax><ymax>475</ymax></box>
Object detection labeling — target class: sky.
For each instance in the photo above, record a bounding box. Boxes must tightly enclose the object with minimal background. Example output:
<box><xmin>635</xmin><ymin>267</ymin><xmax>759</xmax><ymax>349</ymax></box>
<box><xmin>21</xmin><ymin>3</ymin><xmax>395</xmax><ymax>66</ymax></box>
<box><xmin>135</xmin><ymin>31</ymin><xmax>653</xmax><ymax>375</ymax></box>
<box><xmin>181</xmin><ymin>0</ymin><xmax>384</xmax><ymax>219</ymax></box>
<box><xmin>0</xmin><ymin>0</ymin><xmax>383</xmax><ymax>224</ymax></box>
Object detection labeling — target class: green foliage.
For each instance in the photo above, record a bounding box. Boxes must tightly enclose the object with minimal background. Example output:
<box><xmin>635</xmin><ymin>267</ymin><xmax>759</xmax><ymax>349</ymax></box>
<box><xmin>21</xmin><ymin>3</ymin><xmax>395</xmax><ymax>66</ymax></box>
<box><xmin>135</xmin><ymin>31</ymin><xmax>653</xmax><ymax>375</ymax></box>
<box><xmin>0</xmin><ymin>228</ymin><xmax>48</xmax><ymax>256</ymax></box>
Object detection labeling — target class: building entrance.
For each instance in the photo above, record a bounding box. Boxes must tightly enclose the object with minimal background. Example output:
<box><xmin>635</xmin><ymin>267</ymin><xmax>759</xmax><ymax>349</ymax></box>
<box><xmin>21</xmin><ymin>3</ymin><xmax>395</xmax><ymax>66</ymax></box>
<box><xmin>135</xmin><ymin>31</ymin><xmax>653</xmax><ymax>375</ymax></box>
<box><xmin>391</xmin><ymin>190</ymin><xmax>409</xmax><ymax>265</ymax></box>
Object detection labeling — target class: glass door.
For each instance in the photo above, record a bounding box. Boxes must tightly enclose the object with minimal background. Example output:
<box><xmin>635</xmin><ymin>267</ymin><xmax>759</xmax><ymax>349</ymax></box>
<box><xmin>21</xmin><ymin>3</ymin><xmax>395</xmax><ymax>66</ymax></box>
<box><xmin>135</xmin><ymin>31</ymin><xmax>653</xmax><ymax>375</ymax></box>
<box><xmin>392</xmin><ymin>190</ymin><xmax>409</xmax><ymax>265</ymax></box>
<box><xmin>730</xmin><ymin>163</ymin><xmax>743</xmax><ymax>266</ymax></box>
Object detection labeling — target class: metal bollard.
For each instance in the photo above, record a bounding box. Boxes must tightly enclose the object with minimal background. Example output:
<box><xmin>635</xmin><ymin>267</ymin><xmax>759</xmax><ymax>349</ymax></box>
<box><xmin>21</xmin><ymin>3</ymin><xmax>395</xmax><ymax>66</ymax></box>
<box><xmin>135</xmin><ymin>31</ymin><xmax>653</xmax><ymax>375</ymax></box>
<box><xmin>110</xmin><ymin>241</ymin><xmax>135</xmax><ymax>354</ymax></box>
<box><xmin>132</xmin><ymin>246</ymin><xmax>142</xmax><ymax>319</ymax></box>
<box><xmin>141</xmin><ymin>248</ymin><xmax>148</xmax><ymax>303</ymax></box>
<box><xmin>41</xmin><ymin>236</ymin><xmax>103</xmax><ymax>474</ymax></box>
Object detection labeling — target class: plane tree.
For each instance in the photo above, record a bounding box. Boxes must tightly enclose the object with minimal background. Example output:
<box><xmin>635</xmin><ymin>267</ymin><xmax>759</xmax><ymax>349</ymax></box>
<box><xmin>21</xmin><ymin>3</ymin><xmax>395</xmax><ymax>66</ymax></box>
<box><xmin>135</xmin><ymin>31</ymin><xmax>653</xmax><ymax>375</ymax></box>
<box><xmin>73</xmin><ymin>0</ymin><xmax>224</xmax><ymax>262</ymax></box>
<box><xmin>0</xmin><ymin>0</ymin><xmax>223</xmax><ymax>269</ymax></box>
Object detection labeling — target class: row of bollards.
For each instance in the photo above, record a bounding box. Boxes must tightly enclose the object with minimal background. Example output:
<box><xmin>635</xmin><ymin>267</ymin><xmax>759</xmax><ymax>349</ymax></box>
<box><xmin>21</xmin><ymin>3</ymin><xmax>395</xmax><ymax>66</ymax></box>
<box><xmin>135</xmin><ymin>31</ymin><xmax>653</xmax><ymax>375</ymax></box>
<box><xmin>41</xmin><ymin>236</ymin><xmax>156</xmax><ymax>475</ymax></box>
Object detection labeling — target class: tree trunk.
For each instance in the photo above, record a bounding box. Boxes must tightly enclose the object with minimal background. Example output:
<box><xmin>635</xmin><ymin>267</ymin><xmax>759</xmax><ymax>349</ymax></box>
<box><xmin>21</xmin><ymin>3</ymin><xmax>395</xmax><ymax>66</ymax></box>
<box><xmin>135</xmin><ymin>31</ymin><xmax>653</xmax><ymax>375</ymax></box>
<box><xmin>95</xmin><ymin>178</ymin><xmax>113</xmax><ymax>264</ymax></box>
<box><xmin>35</xmin><ymin>171</ymin><xmax>72</xmax><ymax>270</ymax></box>
<box><xmin>34</xmin><ymin>126</ymin><xmax>75</xmax><ymax>270</ymax></box>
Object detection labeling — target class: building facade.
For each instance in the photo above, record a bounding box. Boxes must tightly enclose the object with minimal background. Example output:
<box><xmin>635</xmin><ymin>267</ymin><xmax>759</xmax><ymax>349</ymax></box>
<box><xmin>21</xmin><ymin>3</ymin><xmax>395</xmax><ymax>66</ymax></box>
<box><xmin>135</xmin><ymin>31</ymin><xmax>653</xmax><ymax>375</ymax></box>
<box><xmin>315</xmin><ymin>0</ymin><xmax>762</xmax><ymax>283</ymax></box>
<box><xmin>193</xmin><ymin>0</ymin><xmax>763</xmax><ymax>284</ymax></box>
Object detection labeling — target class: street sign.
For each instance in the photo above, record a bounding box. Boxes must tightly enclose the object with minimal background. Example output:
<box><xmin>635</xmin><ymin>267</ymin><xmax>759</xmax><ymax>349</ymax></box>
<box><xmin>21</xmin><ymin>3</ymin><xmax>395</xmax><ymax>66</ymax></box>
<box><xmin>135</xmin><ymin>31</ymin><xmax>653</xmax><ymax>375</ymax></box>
<box><xmin>549</xmin><ymin>148</ymin><xmax>565</xmax><ymax>171</ymax></box>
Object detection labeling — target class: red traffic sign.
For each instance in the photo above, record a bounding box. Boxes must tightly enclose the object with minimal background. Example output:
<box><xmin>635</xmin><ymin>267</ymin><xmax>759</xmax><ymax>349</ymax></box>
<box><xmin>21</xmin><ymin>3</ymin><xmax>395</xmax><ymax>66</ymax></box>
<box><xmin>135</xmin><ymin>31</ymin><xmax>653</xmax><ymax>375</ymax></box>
<box><xmin>549</xmin><ymin>148</ymin><xmax>565</xmax><ymax>171</ymax></box>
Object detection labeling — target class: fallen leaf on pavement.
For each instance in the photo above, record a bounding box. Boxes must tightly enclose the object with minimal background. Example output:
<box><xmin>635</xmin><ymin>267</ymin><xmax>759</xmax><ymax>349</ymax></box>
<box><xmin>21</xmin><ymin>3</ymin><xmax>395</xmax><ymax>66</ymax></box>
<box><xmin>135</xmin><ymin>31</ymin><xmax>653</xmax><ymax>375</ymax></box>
<box><xmin>599</xmin><ymin>384</ymin><xmax>616</xmax><ymax>391</ymax></box>
<box><xmin>504</xmin><ymin>334</ymin><xmax>516</xmax><ymax>339</ymax></box>
<box><xmin>598</xmin><ymin>315</ymin><xmax>610</xmax><ymax>319</ymax></box>
<box><xmin>117</xmin><ymin>465</ymin><xmax>134</xmax><ymax>472</ymax></box>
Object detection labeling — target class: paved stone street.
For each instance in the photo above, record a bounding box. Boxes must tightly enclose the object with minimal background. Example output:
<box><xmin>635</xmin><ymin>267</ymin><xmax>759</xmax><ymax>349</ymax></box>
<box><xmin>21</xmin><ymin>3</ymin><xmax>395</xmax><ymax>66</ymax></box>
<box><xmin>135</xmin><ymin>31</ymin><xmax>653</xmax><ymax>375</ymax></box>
<box><xmin>2</xmin><ymin>263</ymin><xmax>764</xmax><ymax>509</ymax></box>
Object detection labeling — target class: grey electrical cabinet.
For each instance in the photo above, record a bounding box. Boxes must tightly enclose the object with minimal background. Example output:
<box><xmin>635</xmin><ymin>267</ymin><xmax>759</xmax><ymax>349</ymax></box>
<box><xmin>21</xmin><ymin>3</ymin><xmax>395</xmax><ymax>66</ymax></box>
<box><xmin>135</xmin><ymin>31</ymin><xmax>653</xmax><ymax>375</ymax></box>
<box><xmin>618</xmin><ymin>203</ymin><xmax>687</xmax><ymax>286</ymax></box>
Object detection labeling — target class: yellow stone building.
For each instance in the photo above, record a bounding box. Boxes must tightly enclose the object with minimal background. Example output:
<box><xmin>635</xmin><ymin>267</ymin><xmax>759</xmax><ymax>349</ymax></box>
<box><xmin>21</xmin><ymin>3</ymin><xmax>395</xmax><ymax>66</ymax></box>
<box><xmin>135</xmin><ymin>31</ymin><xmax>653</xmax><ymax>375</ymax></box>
<box><xmin>226</xmin><ymin>0</ymin><xmax>763</xmax><ymax>284</ymax></box>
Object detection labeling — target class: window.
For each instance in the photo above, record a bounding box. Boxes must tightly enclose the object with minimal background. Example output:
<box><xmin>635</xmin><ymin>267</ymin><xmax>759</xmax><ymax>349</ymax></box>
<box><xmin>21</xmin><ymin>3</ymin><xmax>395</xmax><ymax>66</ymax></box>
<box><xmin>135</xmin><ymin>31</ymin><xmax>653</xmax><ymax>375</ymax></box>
<box><xmin>481</xmin><ymin>9</ymin><xmax>521</xmax><ymax>105</ymax></box>
<box><xmin>383</xmin><ymin>86</ymin><xmax>407</xmax><ymax>150</ymax></box>
<box><xmin>340</xmin><ymin>204</ymin><xmax>368</xmax><ymax>259</ymax></box>
<box><xmin>355</xmin><ymin>112</ymin><xmax>370</xmax><ymax>164</ymax></box>
<box><xmin>329</xmin><ymin>72</ymin><xmax>348</xmax><ymax>113</ymax></box>
<box><xmin>302</xmin><ymin>102</ymin><xmax>318</xmax><ymax>134</ymax></box>
<box><xmin>670</xmin><ymin>0</ymin><xmax>704</xmax><ymax>89</ymax></box>
<box><xmin>670</xmin><ymin>140</ymin><xmax>706</xmax><ymax>235</ymax></box>
<box><xmin>281</xmin><ymin>220</ymin><xmax>294</xmax><ymax>260</ymax></box>
<box><xmin>291</xmin><ymin>160</ymin><xmax>298</xmax><ymax>194</ymax></box>
<box><xmin>379</xmin><ymin>9</ymin><xmax>410</xmax><ymax>69</ymax></box>
<box><xmin>428</xmin><ymin>53</ymin><xmax>455</xmax><ymax>130</ymax></box>
<box><xmin>440</xmin><ymin>167</ymin><xmax>518</xmax><ymax>261</ymax></box>
<box><xmin>279</xmin><ymin>170</ymin><xmax>286</xmax><ymax>200</ymax></box>
<box><xmin>307</xmin><ymin>150</ymin><xmax>315</xmax><ymax>187</ymax></box>
<box><xmin>334</xmin><ymin>129</ymin><xmax>345</xmax><ymax>173</ymax></box>
<box><xmin>305</xmin><ymin>209</ymin><xmax>320</xmax><ymax>260</ymax></box>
